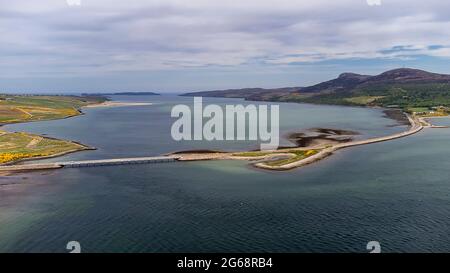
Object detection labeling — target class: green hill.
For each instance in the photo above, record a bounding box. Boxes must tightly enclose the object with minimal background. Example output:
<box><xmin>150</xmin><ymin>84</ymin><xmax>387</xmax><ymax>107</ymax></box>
<box><xmin>182</xmin><ymin>68</ymin><xmax>450</xmax><ymax>111</ymax></box>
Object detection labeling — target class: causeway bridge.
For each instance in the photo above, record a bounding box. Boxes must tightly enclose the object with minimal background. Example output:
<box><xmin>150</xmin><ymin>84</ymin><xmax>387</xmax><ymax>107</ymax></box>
<box><xmin>58</xmin><ymin>156</ymin><xmax>181</xmax><ymax>168</ymax></box>
<box><xmin>0</xmin><ymin>155</ymin><xmax>181</xmax><ymax>172</ymax></box>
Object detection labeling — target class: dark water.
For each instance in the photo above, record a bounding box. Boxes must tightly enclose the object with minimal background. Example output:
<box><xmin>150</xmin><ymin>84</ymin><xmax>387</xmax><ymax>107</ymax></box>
<box><xmin>1</xmin><ymin>95</ymin><xmax>449</xmax><ymax>253</ymax></box>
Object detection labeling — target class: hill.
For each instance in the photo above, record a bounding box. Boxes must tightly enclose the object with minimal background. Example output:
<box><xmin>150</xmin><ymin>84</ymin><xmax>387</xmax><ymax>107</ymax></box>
<box><xmin>182</xmin><ymin>68</ymin><xmax>450</xmax><ymax>110</ymax></box>
<box><xmin>182</xmin><ymin>87</ymin><xmax>301</xmax><ymax>102</ymax></box>
<box><xmin>82</xmin><ymin>92</ymin><xmax>160</xmax><ymax>96</ymax></box>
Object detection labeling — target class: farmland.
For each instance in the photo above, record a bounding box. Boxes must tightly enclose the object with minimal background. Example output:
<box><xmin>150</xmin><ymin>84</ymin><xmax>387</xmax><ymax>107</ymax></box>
<box><xmin>0</xmin><ymin>95</ymin><xmax>105</xmax><ymax>123</ymax></box>
<box><xmin>0</xmin><ymin>131</ymin><xmax>89</xmax><ymax>164</ymax></box>
<box><xmin>0</xmin><ymin>95</ymin><xmax>105</xmax><ymax>164</ymax></box>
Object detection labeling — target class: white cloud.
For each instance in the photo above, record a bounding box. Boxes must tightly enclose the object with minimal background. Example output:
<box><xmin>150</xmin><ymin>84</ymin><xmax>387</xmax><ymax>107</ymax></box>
<box><xmin>1</xmin><ymin>0</ymin><xmax>450</xmax><ymax>78</ymax></box>
<box><xmin>367</xmin><ymin>0</ymin><xmax>382</xmax><ymax>6</ymax></box>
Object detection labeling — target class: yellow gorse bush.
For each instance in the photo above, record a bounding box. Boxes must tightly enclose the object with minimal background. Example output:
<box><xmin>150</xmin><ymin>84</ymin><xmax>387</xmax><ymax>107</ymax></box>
<box><xmin>0</xmin><ymin>153</ymin><xmax>50</xmax><ymax>163</ymax></box>
<box><xmin>305</xmin><ymin>150</ymin><xmax>317</xmax><ymax>156</ymax></box>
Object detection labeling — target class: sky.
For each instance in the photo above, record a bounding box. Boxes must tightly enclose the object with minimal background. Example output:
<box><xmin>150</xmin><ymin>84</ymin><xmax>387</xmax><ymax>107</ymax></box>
<box><xmin>2</xmin><ymin>0</ymin><xmax>450</xmax><ymax>93</ymax></box>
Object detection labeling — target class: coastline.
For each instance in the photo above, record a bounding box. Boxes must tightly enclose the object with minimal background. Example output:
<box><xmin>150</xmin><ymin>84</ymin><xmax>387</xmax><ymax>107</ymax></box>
<box><xmin>170</xmin><ymin>113</ymin><xmax>448</xmax><ymax>171</ymax></box>
<box><xmin>0</xmin><ymin>99</ymin><xmax>152</xmax><ymax>173</ymax></box>
<box><xmin>2</xmin><ymin>97</ymin><xmax>448</xmax><ymax>173</ymax></box>
<box><xmin>2</xmin><ymin>143</ymin><xmax>95</xmax><ymax>167</ymax></box>
<box><xmin>84</xmin><ymin>101</ymin><xmax>152</xmax><ymax>108</ymax></box>
<box><xmin>253</xmin><ymin>114</ymin><xmax>424</xmax><ymax>170</ymax></box>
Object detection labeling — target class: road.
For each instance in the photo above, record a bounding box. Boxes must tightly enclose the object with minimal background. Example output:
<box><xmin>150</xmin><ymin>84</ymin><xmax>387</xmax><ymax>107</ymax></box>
<box><xmin>258</xmin><ymin>114</ymin><xmax>425</xmax><ymax>170</ymax></box>
<box><xmin>0</xmin><ymin>155</ymin><xmax>181</xmax><ymax>172</ymax></box>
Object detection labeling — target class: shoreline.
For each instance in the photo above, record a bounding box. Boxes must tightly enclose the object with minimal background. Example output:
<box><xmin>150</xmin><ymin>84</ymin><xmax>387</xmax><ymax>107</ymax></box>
<box><xmin>170</xmin><ymin>113</ymin><xmax>448</xmax><ymax>171</ymax></box>
<box><xmin>0</xmin><ymin>99</ymin><xmax>152</xmax><ymax>172</ymax></box>
<box><xmin>83</xmin><ymin>101</ymin><xmax>152</xmax><ymax>108</ymax></box>
<box><xmin>253</xmin><ymin>114</ymin><xmax>423</xmax><ymax>171</ymax></box>
<box><xmin>2</xmin><ymin>99</ymin><xmax>448</xmax><ymax>173</ymax></box>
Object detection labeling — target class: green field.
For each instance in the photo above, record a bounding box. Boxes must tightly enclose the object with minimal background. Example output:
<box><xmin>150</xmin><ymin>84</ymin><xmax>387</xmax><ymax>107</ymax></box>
<box><xmin>263</xmin><ymin>150</ymin><xmax>318</xmax><ymax>167</ymax></box>
<box><xmin>232</xmin><ymin>151</ymin><xmax>273</xmax><ymax>157</ymax></box>
<box><xmin>0</xmin><ymin>131</ymin><xmax>87</xmax><ymax>164</ymax></box>
<box><xmin>0</xmin><ymin>95</ymin><xmax>106</xmax><ymax>123</ymax></box>
<box><xmin>297</xmin><ymin>83</ymin><xmax>450</xmax><ymax>110</ymax></box>
<box><xmin>407</xmin><ymin>107</ymin><xmax>430</xmax><ymax>113</ymax></box>
<box><xmin>231</xmin><ymin>149</ymin><xmax>320</xmax><ymax>167</ymax></box>
<box><xmin>344</xmin><ymin>96</ymin><xmax>385</xmax><ymax>105</ymax></box>
<box><xmin>0</xmin><ymin>95</ymin><xmax>104</xmax><ymax>164</ymax></box>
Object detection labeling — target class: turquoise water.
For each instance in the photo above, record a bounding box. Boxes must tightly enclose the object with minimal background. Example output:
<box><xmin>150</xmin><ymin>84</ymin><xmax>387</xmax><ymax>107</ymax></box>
<box><xmin>1</xmin><ymin>95</ymin><xmax>449</xmax><ymax>252</ymax></box>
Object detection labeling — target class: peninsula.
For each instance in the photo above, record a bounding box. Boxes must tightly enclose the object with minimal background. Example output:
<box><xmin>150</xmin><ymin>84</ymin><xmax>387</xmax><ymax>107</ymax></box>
<box><xmin>0</xmin><ymin>95</ymin><xmax>106</xmax><ymax>165</ymax></box>
<box><xmin>82</xmin><ymin>92</ymin><xmax>160</xmax><ymax>96</ymax></box>
<box><xmin>168</xmin><ymin>113</ymin><xmax>444</xmax><ymax>171</ymax></box>
<box><xmin>0</xmin><ymin>94</ymin><xmax>159</xmax><ymax>174</ymax></box>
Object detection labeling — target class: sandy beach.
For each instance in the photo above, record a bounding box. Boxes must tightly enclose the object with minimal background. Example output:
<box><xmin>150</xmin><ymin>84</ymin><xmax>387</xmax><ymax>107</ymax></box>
<box><xmin>84</xmin><ymin>101</ymin><xmax>152</xmax><ymax>108</ymax></box>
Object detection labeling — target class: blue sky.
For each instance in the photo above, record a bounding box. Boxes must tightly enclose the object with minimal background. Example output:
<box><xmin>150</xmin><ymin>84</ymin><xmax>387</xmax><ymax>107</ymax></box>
<box><xmin>1</xmin><ymin>0</ymin><xmax>450</xmax><ymax>93</ymax></box>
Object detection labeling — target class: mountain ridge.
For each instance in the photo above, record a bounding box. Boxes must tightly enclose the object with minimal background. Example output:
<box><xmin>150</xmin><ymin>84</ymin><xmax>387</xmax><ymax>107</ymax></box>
<box><xmin>182</xmin><ymin>68</ymin><xmax>450</xmax><ymax>109</ymax></box>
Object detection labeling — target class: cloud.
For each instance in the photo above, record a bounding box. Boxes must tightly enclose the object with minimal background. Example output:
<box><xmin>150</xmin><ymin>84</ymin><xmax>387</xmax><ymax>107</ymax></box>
<box><xmin>1</xmin><ymin>0</ymin><xmax>450</xmax><ymax>85</ymax></box>
<box><xmin>366</xmin><ymin>0</ymin><xmax>382</xmax><ymax>6</ymax></box>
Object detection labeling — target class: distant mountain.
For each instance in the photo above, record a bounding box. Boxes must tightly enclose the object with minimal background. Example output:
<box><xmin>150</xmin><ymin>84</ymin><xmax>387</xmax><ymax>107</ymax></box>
<box><xmin>182</xmin><ymin>68</ymin><xmax>450</xmax><ymax>109</ymax></box>
<box><xmin>299</xmin><ymin>72</ymin><xmax>371</xmax><ymax>93</ymax></box>
<box><xmin>301</xmin><ymin>68</ymin><xmax>450</xmax><ymax>94</ymax></box>
<box><xmin>182</xmin><ymin>87</ymin><xmax>301</xmax><ymax>102</ymax></box>
<box><xmin>82</xmin><ymin>92</ymin><xmax>160</xmax><ymax>96</ymax></box>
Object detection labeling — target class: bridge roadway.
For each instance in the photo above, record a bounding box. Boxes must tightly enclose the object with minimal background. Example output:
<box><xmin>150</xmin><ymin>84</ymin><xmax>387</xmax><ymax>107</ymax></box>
<box><xmin>57</xmin><ymin>155</ymin><xmax>181</xmax><ymax>168</ymax></box>
<box><xmin>0</xmin><ymin>155</ymin><xmax>181</xmax><ymax>172</ymax></box>
<box><xmin>257</xmin><ymin>114</ymin><xmax>426</xmax><ymax>170</ymax></box>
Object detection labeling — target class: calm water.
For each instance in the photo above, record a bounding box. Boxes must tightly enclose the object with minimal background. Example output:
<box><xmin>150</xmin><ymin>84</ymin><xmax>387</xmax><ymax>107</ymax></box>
<box><xmin>1</xmin><ymin>95</ymin><xmax>449</xmax><ymax>253</ymax></box>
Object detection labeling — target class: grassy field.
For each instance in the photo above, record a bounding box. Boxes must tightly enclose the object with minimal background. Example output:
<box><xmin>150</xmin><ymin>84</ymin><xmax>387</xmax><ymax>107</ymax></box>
<box><xmin>232</xmin><ymin>151</ymin><xmax>273</xmax><ymax>157</ymax></box>
<box><xmin>0</xmin><ymin>131</ymin><xmax>87</xmax><ymax>164</ymax></box>
<box><xmin>405</xmin><ymin>106</ymin><xmax>449</xmax><ymax>117</ymax></box>
<box><xmin>232</xmin><ymin>149</ymin><xmax>319</xmax><ymax>167</ymax></box>
<box><xmin>0</xmin><ymin>95</ymin><xmax>105</xmax><ymax>164</ymax></box>
<box><xmin>0</xmin><ymin>95</ymin><xmax>105</xmax><ymax>123</ymax></box>
<box><xmin>407</xmin><ymin>107</ymin><xmax>430</xmax><ymax>113</ymax></box>
<box><xmin>344</xmin><ymin>96</ymin><xmax>385</xmax><ymax>105</ymax></box>
<box><xmin>264</xmin><ymin>150</ymin><xmax>318</xmax><ymax>167</ymax></box>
